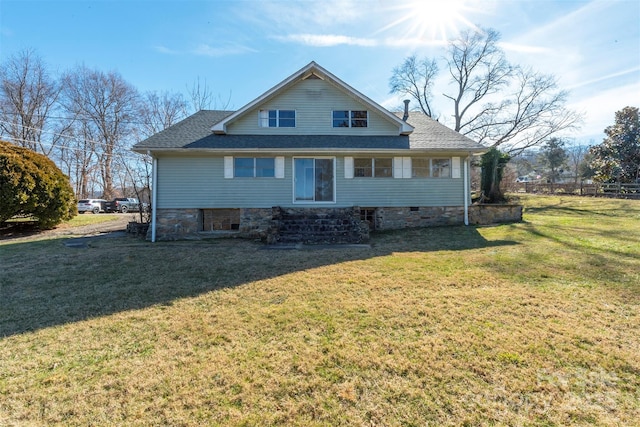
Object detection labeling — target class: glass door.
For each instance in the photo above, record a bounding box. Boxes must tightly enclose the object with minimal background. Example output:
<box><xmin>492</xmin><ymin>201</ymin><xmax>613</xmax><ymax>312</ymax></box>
<box><xmin>294</xmin><ymin>158</ymin><xmax>334</xmax><ymax>202</ymax></box>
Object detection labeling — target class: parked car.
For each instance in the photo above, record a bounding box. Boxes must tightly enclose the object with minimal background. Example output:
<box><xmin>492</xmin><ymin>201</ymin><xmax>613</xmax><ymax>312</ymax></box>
<box><xmin>516</xmin><ymin>176</ymin><xmax>530</xmax><ymax>183</ymax></box>
<box><xmin>105</xmin><ymin>198</ymin><xmax>146</xmax><ymax>213</ymax></box>
<box><xmin>77</xmin><ymin>199</ymin><xmax>108</xmax><ymax>214</ymax></box>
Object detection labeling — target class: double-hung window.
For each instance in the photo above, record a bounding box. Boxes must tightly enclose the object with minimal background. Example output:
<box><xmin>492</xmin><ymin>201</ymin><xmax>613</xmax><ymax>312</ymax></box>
<box><xmin>411</xmin><ymin>158</ymin><xmax>451</xmax><ymax>178</ymax></box>
<box><xmin>234</xmin><ymin>157</ymin><xmax>275</xmax><ymax>178</ymax></box>
<box><xmin>332</xmin><ymin>110</ymin><xmax>368</xmax><ymax>128</ymax></box>
<box><xmin>354</xmin><ymin>158</ymin><xmax>392</xmax><ymax>178</ymax></box>
<box><xmin>431</xmin><ymin>158</ymin><xmax>451</xmax><ymax>177</ymax></box>
<box><xmin>259</xmin><ymin>109</ymin><xmax>296</xmax><ymax>128</ymax></box>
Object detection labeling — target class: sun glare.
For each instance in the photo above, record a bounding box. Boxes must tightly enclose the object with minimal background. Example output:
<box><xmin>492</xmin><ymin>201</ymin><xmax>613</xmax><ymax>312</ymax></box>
<box><xmin>378</xmin><ymin>0</ymin><xmax>477</xmax><ymax>45</ymax></box>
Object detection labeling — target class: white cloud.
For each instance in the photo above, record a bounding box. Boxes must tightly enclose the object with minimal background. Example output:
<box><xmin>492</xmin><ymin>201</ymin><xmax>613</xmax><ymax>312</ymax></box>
<box><xmin>275</xmin><ymin>34</ymin><xmax>377</xmax><ymax>47</ymax></box>
<box><xmin>192</xmin><ymin>44</ymin><xmax>256</xmax><ymax>57</ymax></box>
<box><xmin>498</xmin><ymin>42</ymin><xmax>551</xmax><ymax>54</ymax></box>
<box><xmin>568</xmin><ymin>81</ymin><xmax>640</xmax><ymax>139</ymax></box>
<box><xmin>153</xmin><ymin>46</ymin><xmax>179</xmax><ymax>55</ymax></box>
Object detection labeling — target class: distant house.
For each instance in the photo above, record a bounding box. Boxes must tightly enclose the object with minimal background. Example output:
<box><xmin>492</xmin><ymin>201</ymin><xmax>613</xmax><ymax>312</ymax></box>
<box><xmin>133</xmin><ymin>62</ymin><xmax>487</xmax><ymax>242</ymax></box>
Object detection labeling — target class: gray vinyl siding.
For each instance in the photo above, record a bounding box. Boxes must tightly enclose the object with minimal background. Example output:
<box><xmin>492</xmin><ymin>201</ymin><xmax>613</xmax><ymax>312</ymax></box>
<box><xmin>226</xmin><ymin>78</ymin><xmax>400</xmax><ymax>136</ymax></box>
<box><xmin>157</xmin><ymin>155</ymin><xmax>466</xmax><ymax>209</ymax></box>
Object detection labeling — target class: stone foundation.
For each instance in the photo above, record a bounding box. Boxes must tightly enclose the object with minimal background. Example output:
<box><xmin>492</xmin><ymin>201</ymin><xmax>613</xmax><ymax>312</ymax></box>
<box><xmin>150</xmin><ymin>204</ymin><xmax>522</xmax><ymax>241</ymax></box>
<box><xmin>375</xmin><ymin>206</ymin><xmax>465</xmax><ymax>230</ymax></box>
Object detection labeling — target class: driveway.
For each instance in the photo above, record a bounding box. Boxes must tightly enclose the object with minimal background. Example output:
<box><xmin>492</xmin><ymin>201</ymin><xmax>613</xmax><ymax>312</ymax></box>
<box><xmin>1</xmin><ymin>216</ymin><xmax>131</xmax><ymax>243</ymax></box>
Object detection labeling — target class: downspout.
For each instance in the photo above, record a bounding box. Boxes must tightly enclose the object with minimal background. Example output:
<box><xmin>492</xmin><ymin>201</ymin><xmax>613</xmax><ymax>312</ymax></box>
<box><xmin>464</xmin><ymin>155</ymin><xmax>469</xmax><ymax>226</ymax></box>
<box><xmin>151</xmin><ymin>154</ymin><xmax>158</xmax><ymax>242</ymax></box>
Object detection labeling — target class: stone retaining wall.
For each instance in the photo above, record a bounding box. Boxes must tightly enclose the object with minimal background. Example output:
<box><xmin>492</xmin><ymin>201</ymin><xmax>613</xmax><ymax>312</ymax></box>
<box><xmin>468</xmin><ymin>204</ymin><xmax>523</xmax><ymax>225</ymax></box>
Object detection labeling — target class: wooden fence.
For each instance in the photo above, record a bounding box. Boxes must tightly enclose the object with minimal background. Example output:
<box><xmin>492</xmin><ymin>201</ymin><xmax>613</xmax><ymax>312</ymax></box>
<box><xmin>509</xmin><ymin>182</ymin><xmax>640</xmax><ymax>198</ymax></box>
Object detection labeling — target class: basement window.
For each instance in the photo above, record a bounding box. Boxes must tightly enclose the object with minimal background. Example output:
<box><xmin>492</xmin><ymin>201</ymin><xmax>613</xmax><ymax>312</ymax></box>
<box><xmin>201</xmin><ymin>209</ymin><xmax>240</xmax><ymax>231</ymax></box>
<box><xmin>360</xmin><ymin>208</ymin><xmax>376</xmax><ymax>230</ymax></box>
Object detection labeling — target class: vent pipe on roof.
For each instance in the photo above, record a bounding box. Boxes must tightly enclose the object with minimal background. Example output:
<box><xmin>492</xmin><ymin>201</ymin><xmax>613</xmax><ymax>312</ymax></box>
<box><xmin>402</xmin><ymin>99</ymin><xmax>410</xmax><ymax>121</ymax></box>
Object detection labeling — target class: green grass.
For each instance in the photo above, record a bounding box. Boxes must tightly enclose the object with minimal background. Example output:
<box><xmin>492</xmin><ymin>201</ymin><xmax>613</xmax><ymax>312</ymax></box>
<box><xmin>1</xmin><ymin>195</ymin><xmax>639</xmax><ymax>426</ymax></box>
<box><xmin>64</xmin><ymin>213</ymin><xmax>122</xmax><ymax>227</ymax></box>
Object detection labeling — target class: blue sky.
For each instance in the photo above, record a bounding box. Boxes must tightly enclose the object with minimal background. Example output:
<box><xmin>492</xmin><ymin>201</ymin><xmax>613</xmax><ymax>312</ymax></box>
<box><xmin>1</xmin><ymin>0</ymin><xmax>639</xmax><ymax>143</ymax></box>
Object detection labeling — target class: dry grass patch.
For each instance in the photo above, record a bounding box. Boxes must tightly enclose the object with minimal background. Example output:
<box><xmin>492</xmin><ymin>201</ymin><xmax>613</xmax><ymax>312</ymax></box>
<box><xmin>1</xmin><ymin>195</ymin><xmax>639</xmax><ymax>426</ymax></box>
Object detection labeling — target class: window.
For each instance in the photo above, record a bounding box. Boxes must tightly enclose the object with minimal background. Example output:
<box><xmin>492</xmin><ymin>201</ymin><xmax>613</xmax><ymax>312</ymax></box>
<box><xmin>354</xmin><ymin>158</ymin><xmax>392</xmax><ymax>178</ymax></box>
<box><xmin>432</xmin><ymin>158</ymin><xmax>451</xmax><ymax>178</ymax></box>
<box><xmin>412</xmin><ymin>158</ymin><xmax>430</xmax><ymax>178</ymax></box>
<box><xmin>294</xmin><ymin>158</ymin><xmax>334</xmax><ymax>202</ymax></box>
<box><xmin>259</xmin><ymin>109</ymin><xmax>296</xmax><ymax>128</ymax></box>
<box><xmin>234</xmin><ymin>157</ymin><xmax>275</xmax><ymax>178</ymax></box>
<box><xmin>332</xmin><ymin>110</ymin><xmax>368</xmax><ymax>128</ymax></box>
<box><xmin>411</xmin><ymin>158</ymin><xmax>451</xmax><ymax>178</ymax></box>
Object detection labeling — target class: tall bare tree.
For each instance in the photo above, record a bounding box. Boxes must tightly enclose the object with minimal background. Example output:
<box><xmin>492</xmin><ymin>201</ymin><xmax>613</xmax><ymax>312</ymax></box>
<box><xmin>188</xmin><ymin>76</ymin><xmax>231</xmax><ymax>112</ymax></box>
<box><xmin>389</xmin><ymin>27</ymin><xmax>581</xmax><ymax>154</ymax></box>
<box><xmin>61</xmin><ymin>66</ymin><xmax>139</xmax><ymax>199</ymax></box>
<box><xmin>138</xmin><ymin>90</ymin><xmax>188</xmax><ymax>138</ymax></box>
<box><xmin>0</xmin><ymin>49</ymin><xmax>63</xmax><ymax>155</ymax></box>
<box><xmin>389</xmin><ymin>55</ymin><xmax>438</xmax><ymax>117</ymax></box>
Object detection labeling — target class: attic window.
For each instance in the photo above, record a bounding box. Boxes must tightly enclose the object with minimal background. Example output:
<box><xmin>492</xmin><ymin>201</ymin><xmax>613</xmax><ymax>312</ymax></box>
<box><xmin>259</xmin><ymin>109</ymin><xmax>296</xmax><ymax>128</ymax></box>
<box><xmin>332</xmin><ymin>110</ymin><xmax>368</xmax><ymax>128</ymax></box>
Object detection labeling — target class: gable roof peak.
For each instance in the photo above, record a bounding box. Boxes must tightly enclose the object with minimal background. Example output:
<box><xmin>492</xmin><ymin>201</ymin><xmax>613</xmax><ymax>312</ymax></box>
<box><xmin>211</xmin><ymin>61</ymin><xmax>413</xmax><ymax>135</ymax></box>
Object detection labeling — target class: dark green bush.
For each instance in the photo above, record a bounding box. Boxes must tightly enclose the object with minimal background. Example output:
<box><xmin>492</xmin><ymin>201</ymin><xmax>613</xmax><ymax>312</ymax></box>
<box><xmin>0</xmin><ymin>141</ymin><xmax>76</xmax><ymax>228</ymax></box>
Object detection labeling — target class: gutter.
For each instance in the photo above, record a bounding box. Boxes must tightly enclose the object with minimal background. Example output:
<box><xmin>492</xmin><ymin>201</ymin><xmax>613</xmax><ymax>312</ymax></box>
<box><xmin>464</xmin><ymin>155</ymin><xmax>470</xmax><ymax>226</ymax></box>
<box><xmin>151</xmin><ymin>155</ymin><xmax>158</xmax><ymax>242</ymax></box>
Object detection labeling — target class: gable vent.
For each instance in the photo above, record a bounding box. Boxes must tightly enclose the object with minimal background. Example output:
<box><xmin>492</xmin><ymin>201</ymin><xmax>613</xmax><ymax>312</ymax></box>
<box><xmin>306</xmin><ymin>89</ymin><xmax>323</xmax><ymax>99</ymax></box>
<box><xmin>303</xmin><ymin>72</ymin><xmax>323</xmax><ymax>80</ymax></box>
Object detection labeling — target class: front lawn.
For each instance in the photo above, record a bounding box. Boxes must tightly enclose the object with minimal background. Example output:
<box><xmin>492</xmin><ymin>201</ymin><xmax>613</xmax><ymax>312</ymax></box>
<box><xmin>1</xmin><ymin>195</ymin><xmax>638</xmax><ymax>426</ymax></box>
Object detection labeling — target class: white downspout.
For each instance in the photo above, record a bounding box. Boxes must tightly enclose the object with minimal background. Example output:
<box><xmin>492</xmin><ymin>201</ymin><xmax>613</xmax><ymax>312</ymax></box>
<box><xmin>464</xmin><ymin>156</ymin><xmax>469</xmax><ymax>226</ymax></box>
<box><xmin>151</xmin><ymin>155</ymin><xmax>158</xmax><ymax>242</ymax></box>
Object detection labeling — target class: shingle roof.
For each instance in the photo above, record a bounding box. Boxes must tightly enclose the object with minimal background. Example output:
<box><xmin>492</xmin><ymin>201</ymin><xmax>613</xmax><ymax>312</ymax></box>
<box><xmin>132</xmin><ymin>110</ymin><xmax>487</xmax><ymax>153</ymax></box>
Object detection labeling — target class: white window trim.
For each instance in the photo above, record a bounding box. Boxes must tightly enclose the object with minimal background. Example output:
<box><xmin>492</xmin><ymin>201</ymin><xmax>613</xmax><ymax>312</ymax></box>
<box><xmin>351</xmin><ymin>157</ymin><xmax>393</xmax><ymax>178</ymax></box>
<box><xmin>259</xmin><ymin>109</ymin><xmax>296</xmax><ymax>128</ymax></box>
<box><xmin>331</xmin><ymin>110</ymin><xmax>368</xmax><ymax>128</ymax></box>
<box><xmin>227</xmin><ymin>156</ymin><xmax>284</xmax><ymax>179</ymax></box>
<box><xmin>292</xmin><ymin>156</ymin><xmax>336</xmax><ymax>204</ymax></box>
<box><xmin>410</xmin><ymin>157</ymin><xmax>455</xmax><ymax>179</ymax></box>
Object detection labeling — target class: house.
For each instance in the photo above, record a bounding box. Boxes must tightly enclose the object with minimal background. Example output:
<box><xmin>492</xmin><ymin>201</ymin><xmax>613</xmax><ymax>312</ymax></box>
<box><xmin>132</xmin><ymin>62</ymin><xmax>488</xmax><ymax>243</ymax></box>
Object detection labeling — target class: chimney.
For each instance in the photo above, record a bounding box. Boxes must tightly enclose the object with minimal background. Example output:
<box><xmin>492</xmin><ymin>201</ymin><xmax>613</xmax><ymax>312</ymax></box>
<box><xmin>402</xmin><ymin>99</ymin><xmax>410</xmax><ymax>121</ymax></box>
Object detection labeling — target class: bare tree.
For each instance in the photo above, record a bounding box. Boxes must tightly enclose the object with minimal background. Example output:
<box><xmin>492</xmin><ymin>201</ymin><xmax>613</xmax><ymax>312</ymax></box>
<box><xmin>566</xmin><ymin>139</ymin><xmax>592</xmax><ymax>184</ymax></box>
<box><xmin>56</xmin><ymin>118</ymin><xmax>99</xmax><ymax>198</ymax></box>
<box><xmin>389</xmin><ymin>55</ymin><xmax>438</xmax><ymax>117</ymax></box>
<box><xmin>188</xmin><ymin>76</ymin><xmax>231</xmax><ymax>112</ymax></box>
<box><xmin>389</xmin><ymin>28</ymin><xmax>581</xmax><ymax>154</ymax></box>
<box><xmin>138</xmin><ymin>90</ymin><xmax>188</xmax><ymax>138</ymax></box>
<box><xmin>61</xmin><ymin>66</ymin><xmax>139</xmax><ymax>199</ymax></box>
<box><xmin>468</xmin><ymin>67</ymin><xmax>582</xmax><ymax>154</ymax></box>
<box><xmin>0</xmin><ymin>49</ymin><xmax>63</xmax><ymax>155</ymax></box>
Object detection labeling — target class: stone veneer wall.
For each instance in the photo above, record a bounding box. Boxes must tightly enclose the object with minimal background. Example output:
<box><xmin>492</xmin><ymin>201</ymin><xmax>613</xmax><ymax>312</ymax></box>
<box><xmin>468</xmin><ymin>204</ymin><xmax>523</xmax><ymax>225</ymax></box>
<box><xmin>151</xmin><ymin>204</ymin><xmax>522</xmax><ymax>241</ymax></box>
<box><xmin>375</xmin><ymin>207</ymin><xmax>465</xmax><ymax>230</ymax></box>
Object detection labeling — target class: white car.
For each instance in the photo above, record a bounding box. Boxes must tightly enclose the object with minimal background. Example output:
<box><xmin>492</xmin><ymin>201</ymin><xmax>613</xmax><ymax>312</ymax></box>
<box><xmin>77</xmin><ymin>199</ymin><xmax>107</xmax><ymax>214</ymax></box>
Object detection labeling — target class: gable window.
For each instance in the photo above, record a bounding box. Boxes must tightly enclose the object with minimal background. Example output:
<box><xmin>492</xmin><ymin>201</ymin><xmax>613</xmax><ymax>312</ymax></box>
<box><xmin>259</xmin><ymin>109</ymin><xmax>296</xmax><ymax>128</ymax></box>
<box><xmin>234</xmin><ymin>157</ymin><xmax>275</xmax><ymax>178</ymax></box>
<box><xmin>411</xmin><ymin>158</ymin><xmax>451</xmax><ymax>178</ymax></box>
<box><xmin>294</xmin><ymin>158</ymin><xmax>335</xmax><ymax>202</ymax></box>
<box><xmin>332</xmin><ymin>110</ymin><xmax>368</xmax><ymax>128</ymax></box>
<box><xmin>354</xmin><ymin>158</ymin><xmax>392</xmax><ymax>178</ymax></box>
